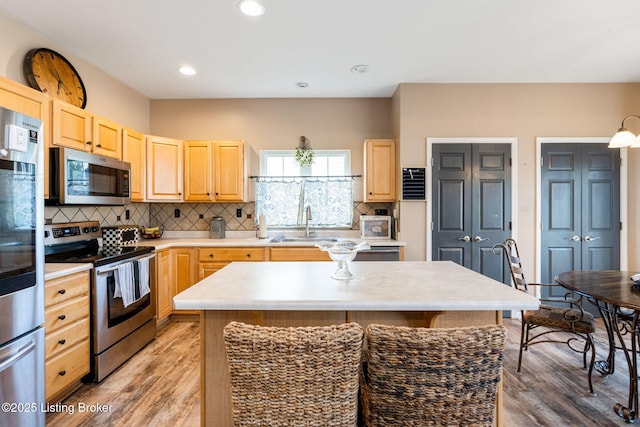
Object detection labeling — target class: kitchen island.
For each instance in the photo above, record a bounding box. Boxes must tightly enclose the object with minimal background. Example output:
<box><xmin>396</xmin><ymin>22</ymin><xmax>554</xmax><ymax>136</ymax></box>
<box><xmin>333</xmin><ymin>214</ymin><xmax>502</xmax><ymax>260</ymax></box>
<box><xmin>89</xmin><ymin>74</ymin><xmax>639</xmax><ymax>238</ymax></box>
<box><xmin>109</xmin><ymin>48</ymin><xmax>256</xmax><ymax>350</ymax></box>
<box><xmin>173</xmin><ymin>260</ymin><xmax>539</xmax><ymax>427</ymax></box>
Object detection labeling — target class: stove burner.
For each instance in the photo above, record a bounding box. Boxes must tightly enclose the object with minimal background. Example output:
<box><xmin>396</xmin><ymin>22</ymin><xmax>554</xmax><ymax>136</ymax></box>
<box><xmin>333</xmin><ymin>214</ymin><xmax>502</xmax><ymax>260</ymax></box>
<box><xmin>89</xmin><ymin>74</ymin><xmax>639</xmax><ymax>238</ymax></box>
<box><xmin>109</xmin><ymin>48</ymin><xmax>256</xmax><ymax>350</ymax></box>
<box><xmin>44</xmin><ymin>221</ymin><xmax>153</xmax><ymax>267</ymax></box>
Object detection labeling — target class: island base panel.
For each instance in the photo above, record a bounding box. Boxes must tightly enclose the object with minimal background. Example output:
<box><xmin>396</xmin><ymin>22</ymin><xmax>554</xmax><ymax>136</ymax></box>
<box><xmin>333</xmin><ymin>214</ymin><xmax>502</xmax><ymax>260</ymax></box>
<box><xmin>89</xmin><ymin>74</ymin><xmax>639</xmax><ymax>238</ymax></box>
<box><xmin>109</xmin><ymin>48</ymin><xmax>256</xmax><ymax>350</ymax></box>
<box><xmin>201</xmin><ymin>310</ymin><xmax>502</xmax><ymax>427</ymax></box>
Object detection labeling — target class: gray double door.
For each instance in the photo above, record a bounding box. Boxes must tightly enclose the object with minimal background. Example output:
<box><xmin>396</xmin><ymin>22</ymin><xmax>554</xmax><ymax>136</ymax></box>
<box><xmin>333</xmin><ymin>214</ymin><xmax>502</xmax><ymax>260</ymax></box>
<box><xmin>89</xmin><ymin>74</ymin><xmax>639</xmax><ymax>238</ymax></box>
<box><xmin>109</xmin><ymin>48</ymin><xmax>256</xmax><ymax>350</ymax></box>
<box><xmin>431</xmin><ymin>143</ymin><xmax>511</xmax><ymax>284</ymax></box>
<box><xmin>540</xmin><ymin>143</ymin><xmax>620</xmax><ymax>301</ymax></box>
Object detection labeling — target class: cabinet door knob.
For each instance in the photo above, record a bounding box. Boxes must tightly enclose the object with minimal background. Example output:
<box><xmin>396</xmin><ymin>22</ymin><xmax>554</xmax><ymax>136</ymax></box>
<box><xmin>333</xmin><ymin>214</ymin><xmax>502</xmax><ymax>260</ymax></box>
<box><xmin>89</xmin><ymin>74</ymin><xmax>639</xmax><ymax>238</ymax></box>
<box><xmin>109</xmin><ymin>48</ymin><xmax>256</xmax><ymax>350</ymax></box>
<box><xmin>246</xmin><ymin>253</ymin><xmax>251</xmax><ymax>258</ymax></box>
<box><xmin>369</xmin><ymin>192</ymin><xmax>373</xmax><ymax>195</ymax></box>
<box><xmin>86</xmin><ymin>141</ymin><xmax>92</xmax><ymax>145</ymax></box>
<box><xmin>209</xmin><ymin>253</ymin><xmax>213</xmax><ymax>258</ymax></box>
<box><xmin>58</xmin><ymin>339</ymin><xmax>66</xmax><ymax>345</ymax></box>
<box><xmin>58</xmin><ymin>314</ymin><xmax>66</xmax><ymax>320</ymax></box>
<box><xmin>58</xmin><ymin>370</ymin><xmax>66</xmax><ymax>376</ymax></box>
<box><xmin>58</xmin><ymin>289</ymin><xmax>66</xmax><ymax>294</ymax></box>
<box><xmin>96</xmin><ymin>143</ymin><xmax>102</xmax><ymax>148</ymax></box>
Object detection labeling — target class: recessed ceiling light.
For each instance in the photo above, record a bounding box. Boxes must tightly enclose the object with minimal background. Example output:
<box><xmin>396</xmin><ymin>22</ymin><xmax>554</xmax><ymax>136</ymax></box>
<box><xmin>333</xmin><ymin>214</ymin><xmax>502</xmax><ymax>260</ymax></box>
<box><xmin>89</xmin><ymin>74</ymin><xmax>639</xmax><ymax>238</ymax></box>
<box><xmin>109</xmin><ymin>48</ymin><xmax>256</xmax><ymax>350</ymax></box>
<box><xmin>350</xmin><ymin>64</ymin><xmax>369</xmax><ymax>74</ymax></box>
<box><xmin>296</xmin><ymin>82</ymin><xmax>308</xmax><ymax>88</ymax></box>
<box><xmin>238</xmin><ymin>0</ymin><xmax>265</xmax><ymax>17</ymax></box>
<box><xmin>179</xmin><ymin>65</ymin><xmax>197</xmax><ymax>76</ymax></box>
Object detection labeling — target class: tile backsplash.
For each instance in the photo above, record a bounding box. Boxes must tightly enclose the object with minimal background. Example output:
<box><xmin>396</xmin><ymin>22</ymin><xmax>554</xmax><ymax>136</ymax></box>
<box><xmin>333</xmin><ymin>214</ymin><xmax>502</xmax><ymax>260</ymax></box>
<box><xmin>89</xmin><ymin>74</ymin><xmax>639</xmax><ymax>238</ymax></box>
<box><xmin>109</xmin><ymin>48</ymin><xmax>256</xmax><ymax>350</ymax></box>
<box><xmin>45</xmin><ymin>203</ymin><xmax>149</xmax><ymax>227</ymax></box>
<box><xmin>45</xmin><ymin>202</ymin><xmax>394</xmax><ymax>231</ymax></box>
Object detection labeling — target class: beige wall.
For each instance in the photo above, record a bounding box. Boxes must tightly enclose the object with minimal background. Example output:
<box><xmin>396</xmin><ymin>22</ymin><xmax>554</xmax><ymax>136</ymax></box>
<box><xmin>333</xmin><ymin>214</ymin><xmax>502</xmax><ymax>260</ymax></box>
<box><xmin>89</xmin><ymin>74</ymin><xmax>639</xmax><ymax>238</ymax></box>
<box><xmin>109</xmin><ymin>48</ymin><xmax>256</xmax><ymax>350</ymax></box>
<box><xmin>0</xmin><ymin>13</ymin><xmax>150</xmax><ymax>132</ymax></box>
<box><xmin>393</xmin><ymin>83</ymin><xmax>640</xmax><ymax>273</ymax></box>
<box><xmin>2</xmin><ymin>10</ymin><xmax>638</xmax><ymax>271</ymax></box>
<box><xmin>150</xmin><ymin>98</ymin><xmax>393</xmax><ymax>199</ymax></box>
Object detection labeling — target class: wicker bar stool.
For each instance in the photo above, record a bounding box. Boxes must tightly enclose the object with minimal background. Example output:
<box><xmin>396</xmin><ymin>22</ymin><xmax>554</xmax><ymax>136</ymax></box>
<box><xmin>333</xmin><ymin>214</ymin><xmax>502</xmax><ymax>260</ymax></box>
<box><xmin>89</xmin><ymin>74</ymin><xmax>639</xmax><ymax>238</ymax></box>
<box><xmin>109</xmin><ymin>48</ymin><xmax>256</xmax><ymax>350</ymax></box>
<box><xmin>223</xmin><ymin>321</ymin><xmax>364</xmax><ymax>426</ymax></box>
<box><xmin>362</xmin><ymin>324</ymin><xmax>507</xmax><ymax>427</ymax></box>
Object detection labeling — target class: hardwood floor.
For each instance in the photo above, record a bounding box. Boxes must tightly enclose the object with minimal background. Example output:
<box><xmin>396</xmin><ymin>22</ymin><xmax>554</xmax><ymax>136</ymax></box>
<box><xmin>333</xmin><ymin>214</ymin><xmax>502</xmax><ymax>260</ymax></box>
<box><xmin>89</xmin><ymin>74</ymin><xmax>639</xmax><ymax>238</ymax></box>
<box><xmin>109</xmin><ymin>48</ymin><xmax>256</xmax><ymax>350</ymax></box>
<box><xmin>46</xmin><ymin>317</ymin><xmax>632</xmax><ymax>426</ymax></box>
<box><xmin>46</xmin><ymin>320</ymin><xmax>200</xmax><ymax>427</ymax></box>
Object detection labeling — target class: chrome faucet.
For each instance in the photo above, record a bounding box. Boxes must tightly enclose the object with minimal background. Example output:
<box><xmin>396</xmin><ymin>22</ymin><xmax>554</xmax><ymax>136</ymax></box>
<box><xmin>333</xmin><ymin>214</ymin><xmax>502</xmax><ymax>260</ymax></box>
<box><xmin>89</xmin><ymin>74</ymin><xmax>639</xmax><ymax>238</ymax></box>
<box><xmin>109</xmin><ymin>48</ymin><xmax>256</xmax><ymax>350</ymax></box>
<box><xmin>305</xmin><ymin>205</ymin><xmax>313</xmax><ymax>237</ymax></box>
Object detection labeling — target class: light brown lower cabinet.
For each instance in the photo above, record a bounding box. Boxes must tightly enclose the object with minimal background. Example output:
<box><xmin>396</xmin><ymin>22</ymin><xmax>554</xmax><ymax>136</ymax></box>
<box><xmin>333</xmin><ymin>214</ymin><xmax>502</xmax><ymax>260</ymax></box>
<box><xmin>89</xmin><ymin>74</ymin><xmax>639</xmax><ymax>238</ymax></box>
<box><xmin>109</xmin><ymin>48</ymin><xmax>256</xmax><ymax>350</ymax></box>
<box><xmin>157</xmin><ymin>246</ymin><xmax>337</xmax><ymax>320</ymax></box>
<box><xmin>44</xmin><ymin>270</ymin><xmax>90</xmax><ymax>402</ymax></box>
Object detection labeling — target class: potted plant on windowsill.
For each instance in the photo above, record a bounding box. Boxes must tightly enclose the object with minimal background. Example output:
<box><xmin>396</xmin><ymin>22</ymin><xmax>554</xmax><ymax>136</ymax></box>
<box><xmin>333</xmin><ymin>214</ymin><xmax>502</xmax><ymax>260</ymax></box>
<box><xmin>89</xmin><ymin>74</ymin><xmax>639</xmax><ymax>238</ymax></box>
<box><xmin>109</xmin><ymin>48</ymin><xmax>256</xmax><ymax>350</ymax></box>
<box><xmin>295</xmin><ymin>136</ymin><xmax>314</xmax><ymax>168</ymax></box>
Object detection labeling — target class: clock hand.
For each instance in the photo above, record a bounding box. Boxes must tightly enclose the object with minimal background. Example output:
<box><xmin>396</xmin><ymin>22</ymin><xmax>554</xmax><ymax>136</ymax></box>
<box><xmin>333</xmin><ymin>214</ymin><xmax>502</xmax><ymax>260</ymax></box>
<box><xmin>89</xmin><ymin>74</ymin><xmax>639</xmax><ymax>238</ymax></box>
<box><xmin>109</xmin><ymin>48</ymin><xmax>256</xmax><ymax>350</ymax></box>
<box><xmin>48</xmin><ymin>64</ymin><xmax>73</xmax><ymax>96</ymax></box>
<box><xmin>49</xmin><ymin>64</ymin><xmax>63</xmax><ymax>82</ymax></box>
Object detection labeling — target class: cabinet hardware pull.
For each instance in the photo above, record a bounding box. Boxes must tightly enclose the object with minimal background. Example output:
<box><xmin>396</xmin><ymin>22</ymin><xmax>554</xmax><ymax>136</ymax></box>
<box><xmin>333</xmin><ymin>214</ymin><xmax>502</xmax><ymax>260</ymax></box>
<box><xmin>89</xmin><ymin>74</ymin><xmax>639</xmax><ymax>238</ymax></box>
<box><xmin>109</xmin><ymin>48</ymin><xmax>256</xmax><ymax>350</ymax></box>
<box><xmin>58</xmin><ymin>315</ymin><xmax>66</xmax><ymax>320</ymax></box>
<box><xmin>209</xmin><ymin>254</ymin><xmax>213</xmax><ymax>258</ymax></box>
<box><xmin>96</xmin><ymin>144</ymin><xmax>102</xmax><ymax>148</ymax></box>
<box><xmin>246</xmin><ymin>253</ymin><xmax>251</xmax><ymax>257</ymax></box>
<box><xmin>59</xmin><ymin>370</ymin><xmax>66</xmax><ymax>376</ymax></box>
<box><xmin>58</xmin><ymin>339</ymin><xmax>66</xmax><ymax>345</ymax></box>
<box><xmin>86</xmin><ymin>141</ymin><xmax>92</xmax><ymax>145</ymax></box>
<box><xmin>58</xmin><ymin>289</ymin><xmax>66</xmax><ymax>294</ymax></box>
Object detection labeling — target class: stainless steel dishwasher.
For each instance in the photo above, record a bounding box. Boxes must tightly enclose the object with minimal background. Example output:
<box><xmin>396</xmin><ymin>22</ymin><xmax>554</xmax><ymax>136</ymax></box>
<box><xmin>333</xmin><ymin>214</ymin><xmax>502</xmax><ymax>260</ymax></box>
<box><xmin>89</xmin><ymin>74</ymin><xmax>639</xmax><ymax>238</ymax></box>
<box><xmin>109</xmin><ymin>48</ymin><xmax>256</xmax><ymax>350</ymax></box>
<box><xmin>354</xmin><ymin>246</ymin><xmax>401</xmax><ymax>261</ymax></box>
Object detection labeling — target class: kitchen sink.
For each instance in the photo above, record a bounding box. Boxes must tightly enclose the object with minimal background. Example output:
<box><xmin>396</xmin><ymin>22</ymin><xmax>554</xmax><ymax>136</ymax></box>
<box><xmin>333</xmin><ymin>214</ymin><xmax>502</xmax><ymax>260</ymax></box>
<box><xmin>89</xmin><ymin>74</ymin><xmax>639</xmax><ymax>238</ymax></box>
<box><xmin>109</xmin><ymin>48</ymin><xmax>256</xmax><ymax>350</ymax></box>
<box><xmin>270</xmin><ymin>235</ymin><xmax>340</xmax><ymax>243</ymax></box>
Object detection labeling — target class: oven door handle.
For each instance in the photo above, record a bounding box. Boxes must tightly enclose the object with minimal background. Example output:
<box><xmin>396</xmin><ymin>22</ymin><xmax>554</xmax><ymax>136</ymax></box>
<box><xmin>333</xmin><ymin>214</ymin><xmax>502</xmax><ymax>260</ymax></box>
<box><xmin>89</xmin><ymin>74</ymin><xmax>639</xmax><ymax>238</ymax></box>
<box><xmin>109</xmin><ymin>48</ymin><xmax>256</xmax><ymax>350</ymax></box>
<box><xmin>96</xmin><ymin>253</ymin><xmax>156</xmax><ymax>275</ymax></box>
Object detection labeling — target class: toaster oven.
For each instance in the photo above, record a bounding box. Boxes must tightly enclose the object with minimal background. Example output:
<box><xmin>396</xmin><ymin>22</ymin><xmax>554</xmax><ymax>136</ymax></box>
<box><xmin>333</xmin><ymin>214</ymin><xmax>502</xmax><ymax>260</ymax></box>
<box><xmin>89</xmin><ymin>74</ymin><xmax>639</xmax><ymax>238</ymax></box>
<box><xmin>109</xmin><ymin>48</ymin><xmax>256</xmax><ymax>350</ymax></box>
<box><xmin>102</xmin><ymin>225</ymin><xmax>139</xmax><ymax>247</ymax></box>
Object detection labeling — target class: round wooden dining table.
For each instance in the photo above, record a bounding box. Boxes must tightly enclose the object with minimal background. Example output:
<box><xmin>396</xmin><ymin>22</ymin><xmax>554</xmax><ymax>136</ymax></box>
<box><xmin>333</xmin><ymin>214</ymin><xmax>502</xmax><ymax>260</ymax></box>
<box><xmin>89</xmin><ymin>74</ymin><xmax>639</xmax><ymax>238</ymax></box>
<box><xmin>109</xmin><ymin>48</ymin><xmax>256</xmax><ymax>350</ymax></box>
<box><xmin>556</xmin><ymin>270</ymin><xmax>640</xmax><ymax>424</ymax></box>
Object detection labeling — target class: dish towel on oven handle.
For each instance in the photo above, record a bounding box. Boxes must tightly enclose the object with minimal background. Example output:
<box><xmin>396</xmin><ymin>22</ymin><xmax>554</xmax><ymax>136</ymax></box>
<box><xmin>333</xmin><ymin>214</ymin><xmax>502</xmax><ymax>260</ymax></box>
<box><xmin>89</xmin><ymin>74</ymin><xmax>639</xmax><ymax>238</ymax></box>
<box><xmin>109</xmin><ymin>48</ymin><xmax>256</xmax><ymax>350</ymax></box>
<box><xmin>114</xmin><ymin>258</ymin><xmax>151</xmax><ymax>308</ymax></box>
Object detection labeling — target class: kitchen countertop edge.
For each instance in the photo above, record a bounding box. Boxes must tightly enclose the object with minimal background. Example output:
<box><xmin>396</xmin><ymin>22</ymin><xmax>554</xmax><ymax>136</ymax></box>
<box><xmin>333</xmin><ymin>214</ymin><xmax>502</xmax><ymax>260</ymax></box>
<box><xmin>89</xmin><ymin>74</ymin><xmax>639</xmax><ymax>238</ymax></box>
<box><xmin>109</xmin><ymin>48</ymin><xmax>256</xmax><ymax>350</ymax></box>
<box><xmin>136</xmin><ymin>237</ymin><xmax>405</xmax><ymax>250</ymax></box>
<box><xmin>45</xmin><ymin>263</ymin><xmax>93</xmax><ymax>280</ymax></box>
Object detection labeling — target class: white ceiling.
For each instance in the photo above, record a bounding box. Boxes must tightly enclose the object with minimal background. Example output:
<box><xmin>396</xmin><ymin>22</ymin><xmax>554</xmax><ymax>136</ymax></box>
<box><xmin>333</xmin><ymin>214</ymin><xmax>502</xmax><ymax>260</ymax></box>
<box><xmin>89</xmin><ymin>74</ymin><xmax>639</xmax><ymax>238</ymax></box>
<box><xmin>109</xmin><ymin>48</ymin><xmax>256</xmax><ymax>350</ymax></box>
<box><xmin>2</xmin><ymin>0</ymin><xmax>640</xmax><ymax>99</ymax></box>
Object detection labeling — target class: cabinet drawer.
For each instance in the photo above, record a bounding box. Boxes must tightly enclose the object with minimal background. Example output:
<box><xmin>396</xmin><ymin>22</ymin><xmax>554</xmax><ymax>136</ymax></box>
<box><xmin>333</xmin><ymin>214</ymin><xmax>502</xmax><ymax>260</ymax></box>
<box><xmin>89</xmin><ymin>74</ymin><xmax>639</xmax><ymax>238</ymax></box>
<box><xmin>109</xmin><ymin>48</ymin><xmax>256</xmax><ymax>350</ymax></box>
<box><xmin>45</xmin><ymin>296</ymin><xmax>90</xmax><ymax>332</ymax></box>
<box><xmin>45</xmin><ymin>339</ymin><xmax>90</xmax><ymax>400</ymax></box>
<box><xmin>198</xmin><ymin>247</ymin><xmax>266</xmax><ymax>262</ymax></box>
<box><xmin>45</xmin><ymin>271</ymin><xmax>90</xmax><ymax>307</ymax></box>
<box><xmin>45</xmin><ymin>318</ymin><xmax>90</xmax><ymax>360</ymax></box>
<box><xmin>269</xmin><ymin>247</ymin><xmax>331</xmax><ymax>261</ymax></box>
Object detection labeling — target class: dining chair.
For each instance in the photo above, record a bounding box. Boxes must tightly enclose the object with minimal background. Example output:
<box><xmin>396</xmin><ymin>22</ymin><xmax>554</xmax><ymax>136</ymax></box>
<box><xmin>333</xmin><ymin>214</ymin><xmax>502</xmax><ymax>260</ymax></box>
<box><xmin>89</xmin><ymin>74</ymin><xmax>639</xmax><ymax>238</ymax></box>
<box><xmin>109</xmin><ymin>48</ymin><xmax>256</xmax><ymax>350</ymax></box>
<box><xmin>223</xmin><ymin>321</ymin><xmax>364</xmax><ymax>426</ymax></box>
<box><xmin>493</xmin><ymin>238</ymin><xmax>596</xmax><ymax>394</ymax></box>
<box><xmin>361</xmin><ymin>324</ymin><xmax>507</xmax><ymax>427</ymax></box>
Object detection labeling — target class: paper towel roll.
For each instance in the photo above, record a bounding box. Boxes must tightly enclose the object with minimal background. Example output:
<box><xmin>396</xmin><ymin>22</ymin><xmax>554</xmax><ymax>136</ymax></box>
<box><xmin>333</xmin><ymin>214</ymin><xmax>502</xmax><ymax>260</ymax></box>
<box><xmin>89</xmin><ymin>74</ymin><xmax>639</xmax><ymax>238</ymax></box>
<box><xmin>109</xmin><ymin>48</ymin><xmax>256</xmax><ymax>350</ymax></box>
<box><xmin>258</xmin><ymin>215</ymin><xmax>268</xmax><ymax>239</ymax></box>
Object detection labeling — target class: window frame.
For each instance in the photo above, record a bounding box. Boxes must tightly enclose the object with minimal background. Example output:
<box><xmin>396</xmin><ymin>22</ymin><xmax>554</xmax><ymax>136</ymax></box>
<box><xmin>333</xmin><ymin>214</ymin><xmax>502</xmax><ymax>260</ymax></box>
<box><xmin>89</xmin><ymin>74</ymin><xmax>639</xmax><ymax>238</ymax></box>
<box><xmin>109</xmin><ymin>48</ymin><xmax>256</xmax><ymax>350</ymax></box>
<box><xmin>260</xmin><ymin>149</ymin><xmax>351</xmax><ymax>177</ymax></box>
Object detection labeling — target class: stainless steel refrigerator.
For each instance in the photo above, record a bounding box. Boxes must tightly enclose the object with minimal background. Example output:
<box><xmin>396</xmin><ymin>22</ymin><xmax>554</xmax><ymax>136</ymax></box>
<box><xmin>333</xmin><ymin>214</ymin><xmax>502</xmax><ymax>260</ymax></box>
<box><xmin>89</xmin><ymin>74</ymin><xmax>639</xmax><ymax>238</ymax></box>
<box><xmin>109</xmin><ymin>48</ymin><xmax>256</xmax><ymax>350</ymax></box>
<box><xmin>0</xmin><ymin>106</ymin><xmax>45</xmax><ymax>427</ymax></box>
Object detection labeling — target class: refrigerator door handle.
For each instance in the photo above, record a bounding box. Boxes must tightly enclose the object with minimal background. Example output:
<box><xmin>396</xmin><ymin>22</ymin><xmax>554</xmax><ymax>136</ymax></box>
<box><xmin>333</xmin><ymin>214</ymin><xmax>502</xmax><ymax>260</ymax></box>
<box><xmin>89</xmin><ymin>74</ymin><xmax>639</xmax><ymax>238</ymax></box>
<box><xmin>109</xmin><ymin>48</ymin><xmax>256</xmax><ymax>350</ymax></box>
<box><xmin>0</xmin><ymin>341</ymin><xmax>35</xmax><ymax>373</ymax></box>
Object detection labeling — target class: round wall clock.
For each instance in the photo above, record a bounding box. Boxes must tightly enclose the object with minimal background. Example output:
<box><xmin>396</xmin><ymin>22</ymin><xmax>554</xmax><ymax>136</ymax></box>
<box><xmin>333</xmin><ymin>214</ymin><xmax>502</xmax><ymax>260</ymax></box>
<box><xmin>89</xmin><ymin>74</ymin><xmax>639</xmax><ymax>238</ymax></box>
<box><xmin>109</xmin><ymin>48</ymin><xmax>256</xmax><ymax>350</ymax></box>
<box><xmin>23</xmin><ymin>48</ymin><xmax>87</xmax><ymax>108</ymax></box>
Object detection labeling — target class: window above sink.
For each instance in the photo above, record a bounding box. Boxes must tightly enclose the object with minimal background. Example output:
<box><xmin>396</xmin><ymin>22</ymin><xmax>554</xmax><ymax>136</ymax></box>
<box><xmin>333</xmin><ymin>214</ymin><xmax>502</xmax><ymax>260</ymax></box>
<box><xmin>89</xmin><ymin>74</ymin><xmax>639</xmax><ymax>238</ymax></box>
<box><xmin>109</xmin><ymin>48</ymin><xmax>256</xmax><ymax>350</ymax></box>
<box><xmin>255</xmin><ymin>150</ymin><xmax>354</xmax><ymax>229</ymax></box>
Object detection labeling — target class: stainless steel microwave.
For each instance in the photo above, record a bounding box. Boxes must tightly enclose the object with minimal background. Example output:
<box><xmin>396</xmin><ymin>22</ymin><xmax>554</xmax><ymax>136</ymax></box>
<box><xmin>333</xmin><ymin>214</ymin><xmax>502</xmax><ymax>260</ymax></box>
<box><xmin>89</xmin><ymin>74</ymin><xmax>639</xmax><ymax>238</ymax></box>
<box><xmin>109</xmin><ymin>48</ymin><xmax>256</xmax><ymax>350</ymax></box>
<box><xmin>47</xmin><ymin>147</ymin><xmax>131</xmax><ymax>205</ymax></box>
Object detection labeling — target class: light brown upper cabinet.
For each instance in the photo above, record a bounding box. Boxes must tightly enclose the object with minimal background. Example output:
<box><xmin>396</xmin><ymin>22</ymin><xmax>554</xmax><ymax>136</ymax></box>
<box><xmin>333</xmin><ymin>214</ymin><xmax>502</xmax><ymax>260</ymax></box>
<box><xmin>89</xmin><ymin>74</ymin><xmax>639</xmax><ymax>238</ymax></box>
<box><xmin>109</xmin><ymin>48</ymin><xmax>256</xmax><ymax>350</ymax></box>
<box><xmin>184</xmin><ymin>140</ymin><xmax>213</xmax><ymax>202</ymax></box>
<box><xmin>183</xmin><ymin>140</ymin><xmax>245</xmax><ymax>202</ymax></box>
<box><xmin>51</xmin><ymin>100</ymin><xmax>122</xmax><ymax>159</ymax></box>
<box><xmin>214</xmin><ymin>140</ymin><xmax>245</xmax><ymax>202</ymax></box>
<box><xmin>51</xmin><ymin>100</ymin><xmax>91</xmax><ymax>152</ymax></box>
<box><xmin>122</xmin><ymin>128</ymin><xmax>146</xmax><ymax>202</ymax></box>
<box><xmin>146</xmin><ymin>135</ymin><xmax>183</xmax><ymax>201</ymax></box>
<box><xmin>92</xmin><ymin>116</ymin><xmax>122</xmax><ymax>159</ymax></box>
<box><xmin>364</xmin><ymin>139</ymin><xmax>396</xmax><ymax>202</ymax></box>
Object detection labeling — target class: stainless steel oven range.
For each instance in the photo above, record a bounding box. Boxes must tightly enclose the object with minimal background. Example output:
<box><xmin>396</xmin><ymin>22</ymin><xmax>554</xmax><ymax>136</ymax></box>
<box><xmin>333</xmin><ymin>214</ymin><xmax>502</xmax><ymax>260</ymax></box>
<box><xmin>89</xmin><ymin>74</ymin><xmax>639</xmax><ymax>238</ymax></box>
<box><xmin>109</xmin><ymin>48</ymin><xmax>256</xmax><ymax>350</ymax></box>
<box><xmin>44</xmin><ymin>221</ymin><xmax>156</xmax><ymax>382</ymax></box>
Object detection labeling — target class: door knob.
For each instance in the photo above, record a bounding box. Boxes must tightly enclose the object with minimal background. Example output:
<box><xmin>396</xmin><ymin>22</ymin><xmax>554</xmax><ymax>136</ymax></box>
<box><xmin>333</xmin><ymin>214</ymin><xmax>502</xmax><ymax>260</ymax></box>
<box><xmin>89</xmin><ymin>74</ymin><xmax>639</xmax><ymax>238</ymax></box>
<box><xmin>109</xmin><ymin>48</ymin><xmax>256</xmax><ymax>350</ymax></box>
<box><xmin>458</xmin><ymin>236</ymin><xmax>471</xmax><ymax>242</ymax></box>
<box><xmin>584</xmin><ymin>235</ymin><xmax>600</xmax><ymax>242</ymax></box>
<box><xmin>569</xmin><ymin>235</ymin><xmax>581</xmax><ymax>242</ymax></box>
<box><xmin>473</xmin><ymin>236</ymin><xmax>489</xmax><ymax>242</ymax></box>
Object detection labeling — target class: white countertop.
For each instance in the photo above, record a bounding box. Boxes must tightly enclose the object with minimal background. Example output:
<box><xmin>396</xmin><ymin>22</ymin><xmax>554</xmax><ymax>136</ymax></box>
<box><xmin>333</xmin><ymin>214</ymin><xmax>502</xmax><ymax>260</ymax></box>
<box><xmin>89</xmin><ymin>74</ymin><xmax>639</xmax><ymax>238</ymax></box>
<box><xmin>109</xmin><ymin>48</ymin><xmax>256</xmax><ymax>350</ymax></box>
<box><xmin>173</xmin><ymin>260</ymin><xmax>539</xmax><ymax>311</ymax></box>
<box><xmin>137</xmin><ymin>236</ymin><xmax>404</xmax><ymax>250</ymax></box>
<box><xmin>44</xmin><ymin>263</ymin><xmax>93</xmax><ymax>280</ymax></box>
